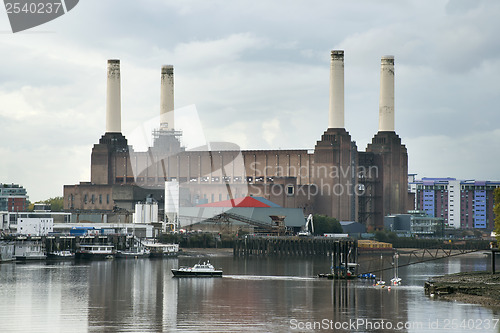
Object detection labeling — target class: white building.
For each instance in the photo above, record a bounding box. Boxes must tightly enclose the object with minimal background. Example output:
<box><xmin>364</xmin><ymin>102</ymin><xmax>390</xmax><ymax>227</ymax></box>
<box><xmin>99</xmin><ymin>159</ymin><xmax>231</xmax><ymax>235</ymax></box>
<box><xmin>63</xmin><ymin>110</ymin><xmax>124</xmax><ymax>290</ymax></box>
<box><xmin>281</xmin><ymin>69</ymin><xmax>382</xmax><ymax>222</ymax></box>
<box><xmin>447</xmin><ymin>179</ymin><xmax>461</xmax><ymax>229</ymax></box>
<box><xmin>1</xmin><ymin>211</ymin><xmax>70</xmax><ymax>233</ymax></box>
<box><xmin>17</xmin><ymin>217</ymin><xmax>53</xmax><ymax>236</ymax></box>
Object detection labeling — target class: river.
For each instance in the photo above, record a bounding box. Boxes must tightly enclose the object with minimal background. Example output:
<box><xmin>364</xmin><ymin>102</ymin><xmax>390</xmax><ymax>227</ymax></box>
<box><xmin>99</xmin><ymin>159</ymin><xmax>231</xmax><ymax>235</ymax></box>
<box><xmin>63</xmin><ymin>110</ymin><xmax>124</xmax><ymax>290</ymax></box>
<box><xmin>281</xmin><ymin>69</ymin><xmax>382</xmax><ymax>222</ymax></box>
<box><xmin>0</xmin><ymin>252</ymin><xmax>498</xmax><ymax>332</ymax></box>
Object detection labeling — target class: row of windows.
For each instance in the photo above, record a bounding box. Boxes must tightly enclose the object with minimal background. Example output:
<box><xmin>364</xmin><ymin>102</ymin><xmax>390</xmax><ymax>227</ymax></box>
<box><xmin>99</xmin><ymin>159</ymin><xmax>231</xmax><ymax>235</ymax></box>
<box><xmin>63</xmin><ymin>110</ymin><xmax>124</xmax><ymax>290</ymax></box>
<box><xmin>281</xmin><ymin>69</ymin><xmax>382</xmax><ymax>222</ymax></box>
<box><xmin>82</xmin><ymin>194</ymin><xmax>110</xmax><ymax>205</ymax></box>
<box><xmin>68</xmin><ymin>194</ymin><xmax>111</xmax><ymax>205</ymax></box>
<box><xmin>118</xmin><ymin>176</ymin><xmax>260</xmax><ymax>184</ymax></box>
<box><xmin>418</xmin><ymin>187</ymin><xmax>498</xmax><ymax>193</ymax></box>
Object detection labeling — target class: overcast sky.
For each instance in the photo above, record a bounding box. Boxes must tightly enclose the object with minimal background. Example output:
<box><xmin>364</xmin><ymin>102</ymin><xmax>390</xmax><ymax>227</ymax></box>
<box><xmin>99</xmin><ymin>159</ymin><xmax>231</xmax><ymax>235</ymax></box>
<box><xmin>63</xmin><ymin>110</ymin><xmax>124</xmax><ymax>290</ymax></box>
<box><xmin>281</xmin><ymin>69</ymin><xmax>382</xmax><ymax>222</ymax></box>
<box><xmin>1</xmin><ymin>0</ymin><xmax>499</xmax><ymax>201</ymax></box>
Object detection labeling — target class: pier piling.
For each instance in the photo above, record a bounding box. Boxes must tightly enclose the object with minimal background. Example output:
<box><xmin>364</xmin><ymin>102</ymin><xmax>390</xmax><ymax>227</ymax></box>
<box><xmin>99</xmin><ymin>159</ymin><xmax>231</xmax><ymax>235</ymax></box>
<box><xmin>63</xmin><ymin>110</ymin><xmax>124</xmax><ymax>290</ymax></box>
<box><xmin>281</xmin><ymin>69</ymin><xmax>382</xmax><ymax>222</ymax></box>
<box><xmin>233</xmin><ymin>236</ymin><xmax>356</xmax><ymax>260</ymax></box>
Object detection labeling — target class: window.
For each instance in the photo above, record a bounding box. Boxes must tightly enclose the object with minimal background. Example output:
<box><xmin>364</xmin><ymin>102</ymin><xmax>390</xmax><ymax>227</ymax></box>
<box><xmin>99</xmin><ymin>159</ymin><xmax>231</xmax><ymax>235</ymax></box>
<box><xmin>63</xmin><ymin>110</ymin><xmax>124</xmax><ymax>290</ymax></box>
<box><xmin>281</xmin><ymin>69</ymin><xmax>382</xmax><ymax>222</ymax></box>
<box><xmin>99</xmin><ymin>195</ymin><xmax>102</xmax><ymax>204</ymax></box>
<box><xmin>286</xmin><ymin>185</ymin><xmax>294</xmax><ymax>196</ymax></box>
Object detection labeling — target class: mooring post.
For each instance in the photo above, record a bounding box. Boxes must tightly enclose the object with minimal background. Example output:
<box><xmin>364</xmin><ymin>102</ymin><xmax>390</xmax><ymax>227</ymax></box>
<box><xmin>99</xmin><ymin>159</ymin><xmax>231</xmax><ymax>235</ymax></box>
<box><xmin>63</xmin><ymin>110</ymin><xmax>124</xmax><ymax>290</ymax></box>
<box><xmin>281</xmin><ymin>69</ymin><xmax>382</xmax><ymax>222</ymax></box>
<box><xmin>333</xmin><ymin>241</ymin><xmax>338</xmax><ymax>277</ymax></box>
<box><xmin>492</xmin><ymin>248</ymin><xmax>496</xmax><ymax>274</ymax></box>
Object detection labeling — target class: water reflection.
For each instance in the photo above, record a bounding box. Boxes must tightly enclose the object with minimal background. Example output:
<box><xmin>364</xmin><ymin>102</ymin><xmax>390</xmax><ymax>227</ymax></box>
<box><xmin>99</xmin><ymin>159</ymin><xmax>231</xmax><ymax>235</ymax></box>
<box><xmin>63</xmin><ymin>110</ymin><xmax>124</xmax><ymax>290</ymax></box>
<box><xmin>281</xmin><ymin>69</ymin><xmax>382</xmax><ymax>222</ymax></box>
<box><xmin>0</xmin><ymin>261</ymin><xmax>89</xmax><ymax>332</ymax></box>
<box><xmin>87</xmin><ymin>259</ymin><xmax>178</xmax><ymax>331</ymax></box>
<box><xmin>0</xmin><ymin>255</ymin><xmax>498</xmax><ymax>332</ymax></box>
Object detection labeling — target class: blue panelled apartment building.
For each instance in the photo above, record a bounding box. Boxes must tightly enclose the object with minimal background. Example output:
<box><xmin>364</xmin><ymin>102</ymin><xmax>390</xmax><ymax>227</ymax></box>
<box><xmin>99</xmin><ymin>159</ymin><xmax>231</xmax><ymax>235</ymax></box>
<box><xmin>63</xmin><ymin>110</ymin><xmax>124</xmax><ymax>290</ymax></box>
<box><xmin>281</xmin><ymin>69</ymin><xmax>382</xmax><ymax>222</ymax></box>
<box><xmin>409</xmin><ymin>177</ymin><xmax>500</xmax><ymax>230</ymax></box>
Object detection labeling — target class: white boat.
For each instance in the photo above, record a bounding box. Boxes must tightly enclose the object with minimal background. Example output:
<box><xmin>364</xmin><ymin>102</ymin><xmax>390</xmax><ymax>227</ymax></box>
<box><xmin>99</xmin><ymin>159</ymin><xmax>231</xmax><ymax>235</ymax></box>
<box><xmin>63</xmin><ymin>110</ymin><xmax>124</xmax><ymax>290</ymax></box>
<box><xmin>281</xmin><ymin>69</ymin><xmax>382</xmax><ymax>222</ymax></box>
<box><xmin>76</xmin><ymin>244</ymin><xmax>115</xmax><ymax>260</ymax></box>
<box><xmin>145</xmin><ymin>242</ymin><xmax>179</xmax><ymax>258</ymax></box>
<box><xmin>116</xmin><ymin>247</ymin><xmax>150</xmax><ymax>259</ymax></box>
<box><xmin>375</xmin><ymin>254</ymin><xmax>386</xmax><ymax>286</ymax></box>
<box><xmin>390</xmin><ymin>252</ymin><xmax>402</xmax><ymax>285</ymax></box>
<box><xmin>171</xmin><ymin>261</ymin><xmax>222</xmax><ymax>277</ymax></box>
<box><xmin>47</xmin><ymin>250</ymin><xmax>75</xmax><ymax>260</ymax></box>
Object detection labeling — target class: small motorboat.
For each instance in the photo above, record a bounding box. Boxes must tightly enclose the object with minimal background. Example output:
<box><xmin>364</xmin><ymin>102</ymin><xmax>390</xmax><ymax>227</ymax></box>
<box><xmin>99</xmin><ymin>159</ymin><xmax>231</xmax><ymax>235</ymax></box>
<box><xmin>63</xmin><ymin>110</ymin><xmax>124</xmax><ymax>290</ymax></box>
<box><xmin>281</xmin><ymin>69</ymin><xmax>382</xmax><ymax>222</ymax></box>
<box><xmin>390</xmin><ymin>277</ymin><xmax>402</xmax><ymax>285</ymax></box>
<box><xmin>171</xmin><ymin>261</ymin><xmax>222</xmax><ymax>277</ymax></box>
<box><xmin>47</xmin><ymin>250</ymin><xmax>75</xmax><ymax>260</ymax></box>
<box><xmin>358</xmin><ymin>273</ymin><xmax>377</xmax><ymax>279</ymax></box>
<box><xmin>390</xmin><ymin>252</ymin><xmax>402</xmax><ymax>285</ymax></box>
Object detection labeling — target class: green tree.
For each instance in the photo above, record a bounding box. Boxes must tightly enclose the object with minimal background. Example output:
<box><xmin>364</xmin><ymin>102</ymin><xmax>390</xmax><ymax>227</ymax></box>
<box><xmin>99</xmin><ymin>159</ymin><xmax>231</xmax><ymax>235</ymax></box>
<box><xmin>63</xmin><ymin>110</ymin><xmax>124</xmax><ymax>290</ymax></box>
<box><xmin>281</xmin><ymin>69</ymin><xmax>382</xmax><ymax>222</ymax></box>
<box><xmin>373</xmin><ymin>229</ymin><xmax>398</xmax><ymax>242</ymax></box>
<box><xmin>374</xmin><ymin>230</ymin><xmax>388</xmax><ymax>242</ymax></box>
<box><xmin>494</xmin><ymin>188</ymin><xmax>500</xmax><ymax>244</ymax></box>
<box><xmin>41</xmin><ymin>196</ymin><xmax>64</xmax><ymax>211</ymax></box>
<box><xmin>312</xmin><ymin>214</ymin><xmax>343</xmax><ymax>235</ymax></box>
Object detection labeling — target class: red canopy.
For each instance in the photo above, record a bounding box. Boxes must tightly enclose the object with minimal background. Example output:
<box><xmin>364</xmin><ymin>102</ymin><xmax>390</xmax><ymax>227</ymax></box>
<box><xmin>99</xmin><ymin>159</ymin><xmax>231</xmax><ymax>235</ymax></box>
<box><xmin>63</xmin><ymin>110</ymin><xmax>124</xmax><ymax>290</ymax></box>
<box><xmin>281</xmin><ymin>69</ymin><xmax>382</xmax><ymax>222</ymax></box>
<box><xmin>197</xmin><ymin>196</ymin><xmax>279</xmax><ymax>208</ymax></box>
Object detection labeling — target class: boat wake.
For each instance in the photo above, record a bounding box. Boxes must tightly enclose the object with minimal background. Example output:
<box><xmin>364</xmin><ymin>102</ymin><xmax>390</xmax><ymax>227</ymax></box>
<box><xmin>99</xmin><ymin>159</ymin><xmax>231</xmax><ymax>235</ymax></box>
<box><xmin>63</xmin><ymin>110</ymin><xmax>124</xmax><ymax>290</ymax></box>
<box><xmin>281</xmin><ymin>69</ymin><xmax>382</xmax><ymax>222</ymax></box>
<box><xmin>224</xmin><ymin>275</ymin><xmax>316</xmax><ymax>281</ymax></box>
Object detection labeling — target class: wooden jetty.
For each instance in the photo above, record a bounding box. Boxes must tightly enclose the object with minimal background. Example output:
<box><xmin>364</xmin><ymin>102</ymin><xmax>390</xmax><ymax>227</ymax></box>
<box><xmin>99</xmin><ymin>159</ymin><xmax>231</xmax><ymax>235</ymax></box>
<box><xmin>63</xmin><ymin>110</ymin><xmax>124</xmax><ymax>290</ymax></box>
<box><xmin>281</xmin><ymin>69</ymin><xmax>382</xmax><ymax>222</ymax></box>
<box><xmin>233</xmin><ymin>236</ymin><xmax>356</xmax><ymax>257</ymax></box>
<box><xmin>234</xmin><ymin>236</ymin><xmax>357</xmax><ymax>278</ymax></box>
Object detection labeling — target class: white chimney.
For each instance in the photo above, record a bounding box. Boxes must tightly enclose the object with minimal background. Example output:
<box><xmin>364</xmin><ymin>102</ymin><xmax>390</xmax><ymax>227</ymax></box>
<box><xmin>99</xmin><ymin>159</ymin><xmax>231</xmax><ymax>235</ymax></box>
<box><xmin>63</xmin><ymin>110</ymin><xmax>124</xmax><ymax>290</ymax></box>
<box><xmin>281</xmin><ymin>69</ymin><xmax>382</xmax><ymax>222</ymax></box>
<box><xmin>106</xmin><ymin>59</ymin><xmax>121</xmax><ymax>133</ymax></box>
<box><xmin>160</xmin><ymin>65</ymin><xmax>174</xmax><ymax>130</ymax></box>
<box><xmin>378</xmin><ymin>56</ymin><xmax>395</xmax><ymax>132</ymax></box>
<box><xmin>328</xmin><ymin>50</ymin><xmax>344</xmax><ymax>129</ymax></box>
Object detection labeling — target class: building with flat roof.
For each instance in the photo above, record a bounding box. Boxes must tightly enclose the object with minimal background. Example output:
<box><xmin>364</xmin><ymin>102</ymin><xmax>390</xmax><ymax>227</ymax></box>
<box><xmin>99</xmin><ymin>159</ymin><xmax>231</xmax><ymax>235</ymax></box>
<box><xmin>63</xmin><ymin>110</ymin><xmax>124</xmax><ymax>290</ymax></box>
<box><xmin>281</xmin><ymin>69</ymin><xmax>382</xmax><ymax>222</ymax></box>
<box><xmin>0</xmin><ymin>184</ymin><xmax>29</xmax><ymax>212</ymax></box>
<box><xmin>1</xmin><ymin>210</ymin><xmax>70</xmax><ymax>234</ymax></box>
<box><xmin>385</xmin><ymin>211</ymin><xmax>445</xmax><ymax>237</ymax></box>
<box><xmin>409</xmin><ymin>177</ymin><xmax>500</xmax><ymax>230</ymax></box>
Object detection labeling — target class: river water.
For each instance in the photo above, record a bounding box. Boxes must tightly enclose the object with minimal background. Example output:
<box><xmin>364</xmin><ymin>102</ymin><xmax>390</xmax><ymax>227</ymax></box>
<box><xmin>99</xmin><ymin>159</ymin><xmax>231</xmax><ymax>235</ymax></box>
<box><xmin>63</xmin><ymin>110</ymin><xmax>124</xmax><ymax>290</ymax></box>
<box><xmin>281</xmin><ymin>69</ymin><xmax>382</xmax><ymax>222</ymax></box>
<box><xmin>0</xmin><ymin>252</ymin><xmax>498</xmax><ymax>332</ymax></box>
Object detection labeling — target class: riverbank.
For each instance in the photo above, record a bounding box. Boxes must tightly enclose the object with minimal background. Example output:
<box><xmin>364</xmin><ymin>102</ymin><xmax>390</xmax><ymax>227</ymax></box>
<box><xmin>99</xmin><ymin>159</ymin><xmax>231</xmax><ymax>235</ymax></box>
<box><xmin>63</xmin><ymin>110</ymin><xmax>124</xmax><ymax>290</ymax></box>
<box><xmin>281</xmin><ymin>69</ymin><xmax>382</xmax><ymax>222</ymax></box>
<box><xmin>425</xmin><ymin>271</ymin><xmax>500</xmax><ymax>309</ymax></box>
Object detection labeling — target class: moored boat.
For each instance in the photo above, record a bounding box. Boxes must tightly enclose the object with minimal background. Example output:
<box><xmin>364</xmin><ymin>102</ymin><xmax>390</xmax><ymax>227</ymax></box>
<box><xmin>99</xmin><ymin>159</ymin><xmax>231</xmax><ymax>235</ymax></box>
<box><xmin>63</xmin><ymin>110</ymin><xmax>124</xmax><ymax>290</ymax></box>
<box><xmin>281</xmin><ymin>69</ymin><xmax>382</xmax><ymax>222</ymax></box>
<box><xmin>390</xmin><ymin>252</ymin><xmax>402</xmax><ymax>285</ymax></box>
<box><xmin>47</xmin><ymin>250</ymin><xmax>75</xmax><ymax>260</ymax></box>
<box><xmin>0</xmin><ymin>242</ymin><xmax>15</xmax><ymax>262</ymax></box>
<box><xmin>146</xmin><ymin>243</ymin><xmax>179</xmax><ymax>258</ymax></box>
<box><xmin>75</xmin><ymin>244</ymin><xmax>115</xmax><ymax>260</ymax></box>
<box><xmin>116</xmin><ymin>247</ymin><xmax>150</xmax><ymax>259</ymax></box>
<box><xmin>171</xmin><ymin>261</ymin><xmax>222</xmax><ymax>277</ymax></box>
<box><xmin>14</xmin><ymin>241</ymin><xmax>46</xmax><ymax>261</ymax></box>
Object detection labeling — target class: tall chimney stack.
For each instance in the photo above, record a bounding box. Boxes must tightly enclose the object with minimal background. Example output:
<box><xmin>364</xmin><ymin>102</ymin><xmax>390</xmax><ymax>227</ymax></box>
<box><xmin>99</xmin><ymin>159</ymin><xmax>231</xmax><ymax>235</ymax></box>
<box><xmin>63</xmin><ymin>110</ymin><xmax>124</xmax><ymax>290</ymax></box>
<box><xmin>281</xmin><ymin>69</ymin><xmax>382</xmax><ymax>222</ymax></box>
<box><xmin>160</xmin><ymin>65</ymin><xmax>174</xmax><ymax>130</ymax></box>
<box><xmin>378</xmin><ymin>56</ymin><xmax>395</xmax><ymax>132</ymax></box>
<box><xmin>106</xmin><ymin>59</ymin><xmax>121</xmax><ymax>133</ymax></box>
<box><xmin>328</xmin><ymin>50</ymin><xmax>344</xmax><ymax>129</ymax></box>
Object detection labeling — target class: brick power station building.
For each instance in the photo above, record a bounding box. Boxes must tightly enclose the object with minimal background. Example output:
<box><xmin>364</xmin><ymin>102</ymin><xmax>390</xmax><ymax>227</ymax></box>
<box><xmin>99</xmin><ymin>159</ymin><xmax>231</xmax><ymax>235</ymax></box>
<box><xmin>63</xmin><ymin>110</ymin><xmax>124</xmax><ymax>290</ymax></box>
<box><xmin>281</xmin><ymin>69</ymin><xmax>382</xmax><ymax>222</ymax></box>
<box><xmin>64</xmin><ymin>51</ymin><xmax>408</xmax><ymax>231</ymax></box>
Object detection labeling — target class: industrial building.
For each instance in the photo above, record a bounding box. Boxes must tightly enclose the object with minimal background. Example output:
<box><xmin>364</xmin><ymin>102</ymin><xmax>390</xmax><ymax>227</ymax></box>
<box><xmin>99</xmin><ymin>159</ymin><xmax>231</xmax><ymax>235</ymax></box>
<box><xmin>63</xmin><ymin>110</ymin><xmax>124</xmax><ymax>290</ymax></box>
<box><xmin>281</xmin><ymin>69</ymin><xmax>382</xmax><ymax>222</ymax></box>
<box><xmin>409</xmin><ymin>177</ymin><xmax>500</xmax><ymax>230</ymax></box>
<box><xmin>64</xmin><ymin>51</ymin><xmax>409</xmax><ymax>231</ymax></box>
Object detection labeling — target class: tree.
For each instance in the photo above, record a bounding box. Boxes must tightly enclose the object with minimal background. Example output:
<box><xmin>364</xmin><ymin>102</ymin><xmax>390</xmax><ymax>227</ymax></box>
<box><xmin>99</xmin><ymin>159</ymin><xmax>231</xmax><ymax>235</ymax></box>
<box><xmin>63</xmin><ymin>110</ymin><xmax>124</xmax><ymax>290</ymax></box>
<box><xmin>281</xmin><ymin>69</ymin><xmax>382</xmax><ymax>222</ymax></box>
<box><xmin>38</xmin><ymin>196</ymin><xmax>64</xmax><ymax>212</ymax></box>
<box><xmin>494</xmin><ymin>188</ymin><xmax>500</xmax><ymax>244</ymax></box>
<box><xmin>312</xmin><ymin>214</ymin><xmax>343</xmax><ymax>235</ymax></box>
<box><xmin>374</xmin><ymin>230</ymin><xmax>388</xmax><ymax>242</ymax></box>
